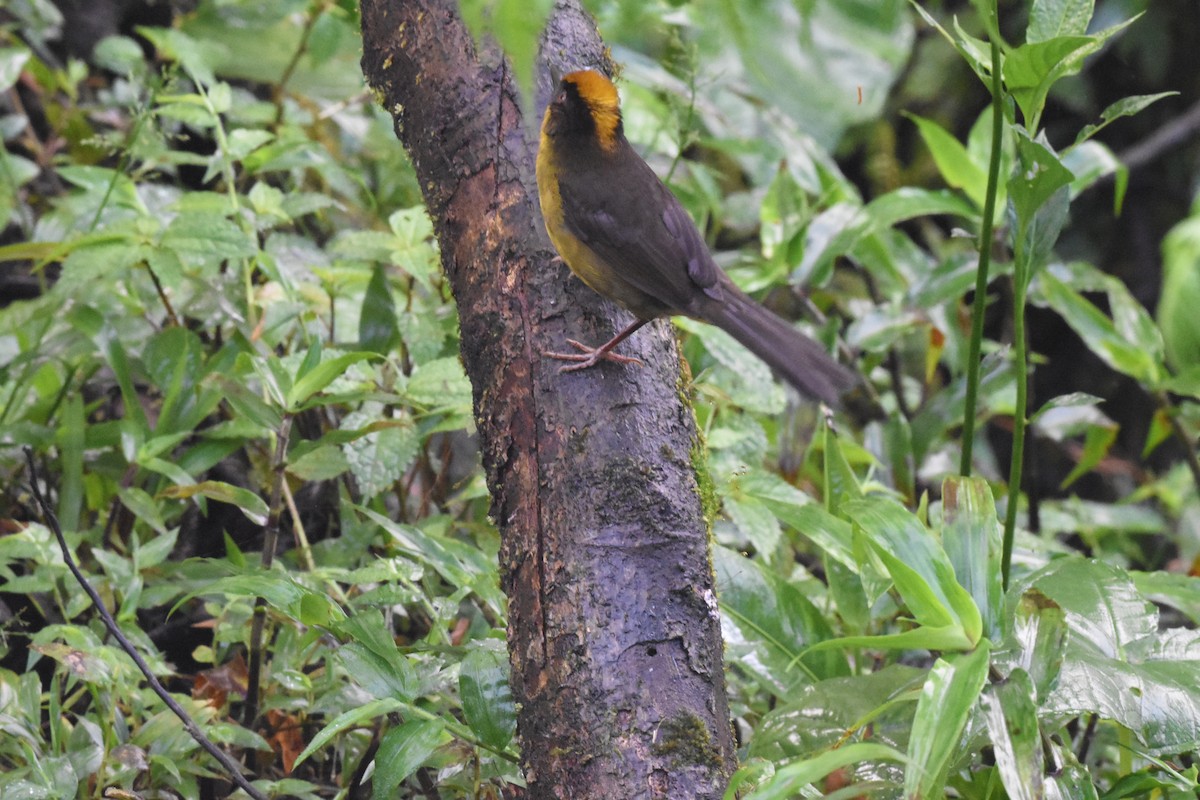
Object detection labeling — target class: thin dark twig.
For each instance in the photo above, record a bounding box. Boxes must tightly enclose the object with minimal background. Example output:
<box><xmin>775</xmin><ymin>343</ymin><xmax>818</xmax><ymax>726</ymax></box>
<box><xmin>22</xmin><ymin>447</ymin><xmax>268</xmax><ymax>800</ymax></box>
<box><xmin>244</xmin><ymin>414</ymin><xmax>293</xmax><ymax>727</ymax></box>
<box><xmin>1076</xmin><ymin>712</ymin><xmax>1099</xmax><ymax>765</ymax></box>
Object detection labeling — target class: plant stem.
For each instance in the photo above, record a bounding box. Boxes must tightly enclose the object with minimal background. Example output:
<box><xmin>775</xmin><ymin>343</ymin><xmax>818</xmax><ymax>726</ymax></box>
<box><xmin>1001</xmin><ymin>246</ymin><xmax>1029</xmax><ymax>592</ymax></box>
<box><xmin>959</xmin><ymin>33</ymin><xmax>1005</xmax><ymax>477</ymax></box>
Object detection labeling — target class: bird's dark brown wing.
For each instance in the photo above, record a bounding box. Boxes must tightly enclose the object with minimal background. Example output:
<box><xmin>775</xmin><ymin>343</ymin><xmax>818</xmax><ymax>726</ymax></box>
<box><xmin>556</xmin><ymin>142</ymin><xmax>723</xmax><ymax>316</ymax></box>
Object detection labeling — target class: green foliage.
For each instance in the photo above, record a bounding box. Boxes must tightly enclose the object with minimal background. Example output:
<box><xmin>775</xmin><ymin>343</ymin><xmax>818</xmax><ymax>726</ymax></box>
<box><xmin>1</xmin><ymin>0</ymin><xmax>1197</xmax><ymax>797</ymax></box>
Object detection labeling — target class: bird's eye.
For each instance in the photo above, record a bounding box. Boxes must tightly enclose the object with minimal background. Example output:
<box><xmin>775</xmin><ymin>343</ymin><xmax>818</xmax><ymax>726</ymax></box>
<box><xmin>555</xmin><ymin>91</ymin><xmax>567</xmax><ymax>105</ymax></box>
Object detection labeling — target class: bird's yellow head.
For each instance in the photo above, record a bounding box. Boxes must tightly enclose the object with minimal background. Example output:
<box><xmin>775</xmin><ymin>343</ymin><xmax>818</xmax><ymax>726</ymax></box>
<box><xmin>541</xmin><ymin>69</ymin><xmax>622</xmax><ymax>151</ymax></box>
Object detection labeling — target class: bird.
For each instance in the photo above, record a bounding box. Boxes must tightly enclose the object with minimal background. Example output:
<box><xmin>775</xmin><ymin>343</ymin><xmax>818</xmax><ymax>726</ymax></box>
<box><xmin>535</xmin><ymin>69</ymin><xmax>857</xmax><ymax>406</ymax></box>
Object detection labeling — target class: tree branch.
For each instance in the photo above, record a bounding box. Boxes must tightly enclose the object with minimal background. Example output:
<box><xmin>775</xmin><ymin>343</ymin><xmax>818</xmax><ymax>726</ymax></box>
<box><xmin>358</xmin><ymin>1</ymin><xmax>737</xmax><ymax>796</ymax></box>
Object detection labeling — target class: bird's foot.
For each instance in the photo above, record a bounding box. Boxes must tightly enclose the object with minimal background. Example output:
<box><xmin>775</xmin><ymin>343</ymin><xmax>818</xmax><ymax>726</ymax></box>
<box><xmin>545</xmin><ymin>339</ymin><xmax>644</xmax><ymax>373</ymax></box>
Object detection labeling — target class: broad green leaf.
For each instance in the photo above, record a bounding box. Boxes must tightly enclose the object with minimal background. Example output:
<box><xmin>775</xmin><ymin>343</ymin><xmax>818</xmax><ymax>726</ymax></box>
<box><xmin>1007</xmin><ymin>134</ymin><xmax>1073</xmax><ymax>249</ymax></box>
<box><xmin>908</xmin><ymin>113</ymin><xmax>987</xmax><ymax>210</ymax></box>
<box><xmin>361</xmin><ymin>508</ymin><xmax>505</xmax><ymax>616</ymax></box>
<box><xmin>372</xmin><ymin>719</ymin><xmax>447</xmax><ymax>799</ymax></box>
<box><xmin>56</xmin><ymin>392</ymin><xmax>84</xmax><ymax>532</ymax></box>
<box><xmin>360</xmin><ymin>263</ymin><xmax>400</xmax><ymax>355</ymax></box>
<box><xmin>739</xmin><ymin>742</ymin><xmax>907</xmax><ymax>800</ymax></box>
<box><xmin>160</xmin><ymin>480</ymin><xmax>269</xmax><ymax>525</ymax></box>
<box><xmin>793</xmin><ymin>188</ymin><xmax>976</xmax><ymax>288</ymax></box>
<box><xmin>293</xmin><ymin>697</ymin><xmax>405</xmax><ymax>767</ymax></box>
<box><xmin>983</xmin><ymin>669</ymin><xmax>1043</xmax><ymax>800</ymax></box>
<box><xmin>1131</xmin><ymin>571</ymin><xmax>1200</xmax><ymax>627</ymax></box>
<box><xmin>1003</xmin><ymin>35</ymin><xmax>1094</xmax><ymax>129</ymax></box>
<box><xmin>1034</xmin><ymin>264</ymin><xmax>1164</xmax><ymax>385</ymax></box>
<box><xmin>118</xmin><ymin>487</ymin><xmax>169</xmax><ymax>536</ymax></box>
<box><xmin>942</xmin><ymin>476</ymin><xmax>1003</xmax><ymax>639</ymax></box>
<box><xmin>746</xmin><ymin>664</ymin><xmax>924</xmax><ymax>763</ymax></box>
<box><xmin>714</xmin><ymin>546</ymin><xmax>847</xmax><ymax>696</ymax></box>
<box><xmin>905</xmin><ymin>644</ymin><xmax>991</xmax><ymax>799</ymax></box>
<box><xmin>287</xmin><ymin>350</ymin><xmax>376</xmax><ymax>409</ymax></box>
<box><xmin>459</xmin><ymin>644</ymin><xmax>516</xmax><ymax>750</ymax></box>
<box><xmin>1031</xmin><ymin>391</ymin><xmax>1104</xmax><ymax>424</ymax></box>
<box><xmin>703</xmin><ymin>0</ymin><xmax>913</xmax><ymax>150</ymax></box>
<box><xmin>160</xmin><ymin>212</ymin><xmax>256</xmax><ymax>261</ymax></box>
<box><xmin>736</xmin><ymin>470</ymin><xmax>856</xmax><ymax>569</ymax></box>
<box><xmin>32</xmin><ymin>641</ymin><xmax>112</xmax><ymax>684</ymax></box>
<box><xmin>1028</xmin><ymin>559</ymin><xmax>1200</xmax><ymax>753</ymax></box>
<box><xmin>0</xmin><ymin>47</ymin><xmax>31</xmax><ymax>93</ymax></box>
<box><xmin>1031</xmin><ymin>558</ymin><xmax>1157</xmax><ymax>650</ymax></box>
<box><xmin>334</xmin><ymin>611</ymin><xmax>417</xmax><ymax>700</ymax></box>
<box><xmin>1007</xmin><ymin>588</ymin><xmax>1067</xmax><ymax>699</ymax></box>
<box><xmin>1158</xmin><ymin>210</ymin><xmax>1200</xmax><ymax>371</ymax></box>
<box><xmin>1028</xmin><ymin>0</ymin><xmax>1094</xmax><ymax>42</ymax></box>
<box><xmin>340</xmin><ymin>408</ymin><xmax>419</xmax><ymax>499</ymax></box>
<box><xmin>681</xmin><ymin>321</ymin><xmax>785</xmax><ymax>415</ymax></box>
<box><xmin>138</xmin><ymin>25</ymin><xmax>223</xmax><ymax>87</ymax></box>
<box><xmin>404</xmin><ymin>357</ymin><xmax>473</xmax><ymax>410</ymax></box>
<box><xmin>134</xmin><ymin>527</ymin><xmax>180</xmax><ymax>570</ymax></box>
<box><xmin>286</xmin><ymin>444</ymin><xmax>350</xmax><ymax>482</ymax></box>
<box><xmin>843</xmin><ymin>497</ymin><xmax>982</xmax><ymax>646</ymax></box>
<box><xmin>1062</xmin><ymin>140</ymin><xmax>1122</xmax><ymax>200</ymax></box>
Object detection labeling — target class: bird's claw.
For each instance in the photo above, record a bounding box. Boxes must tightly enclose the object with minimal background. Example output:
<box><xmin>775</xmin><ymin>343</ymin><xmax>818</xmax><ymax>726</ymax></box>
<box><xmin>546</xmin><ymin>339</ymin><xmax>644</xmax><ymax>373</ymax></box>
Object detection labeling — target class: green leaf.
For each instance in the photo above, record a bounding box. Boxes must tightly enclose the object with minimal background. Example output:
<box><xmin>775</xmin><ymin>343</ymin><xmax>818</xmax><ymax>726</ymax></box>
<box><xmin>0</xmin><ymin>47</ymin><xmax>31</xmax><ymax>93</ymax></box>
<box><xmin>118</xmin><ymin>487</ymin><xmax>169</xmax><ymax>536</ymax></box>
<box><xmin>1007</xmin><ymin>133</ymin><xmax>1074</xmax><ymax>239</ymax></box>
<box><xmin>1075</xmin><ymin>92</ymin><xmax>1178</xmax><ymax>145</ymax></box>
<box><xmin>1008</xmin><ymin>588</ymin><xmax>1068</xmax><ymax>700</ymax></box>
<box><xmin>360</xmin><ymin>508</ymin><xmax>505</xmax><ymax>616</ymax></box>
<box><xmin>907</xmin><ymin>113</ymin><xmax>988</xmax><ymax>210</ymax></box>
<box><xmin>372</xmin><ymin>719</ymin><xmax>447</xmax><ymax>800</ymax></box>
<box><xmin>404</xmin><ymin>357</ymin><xmax>473</xmax><ymax>410</ymax></box>
<box><xmin>842</xmin><ymin>497</ymin><xmax>982</xmax><ymax>646</ymax></box>
<box><xmin>160</xmin><ymin>212</ymin><xmax>256</xmax><ymax>260</ymax></box>
<box><xmin>138</xmin><ymin>25</ymin><xmax>224</xmax><ymax>86</ymax></box>
<box><xmin>792</xmin><ymin>187</ymin><xmax>977</xmax><ymax>288</ymax></box>
<box><xmin>1032</xmin><ymin>559</ymin><xmax>1200</xmax><ymax>753</ymax></box>
<box><xmin>905</xmin><ymin>643</ymin><xmax>991</xmax><ymax>800</ymax></box>
<box><xmin>340</xmin><ymin>409</ymin><xmax>419</xmax><ymax>499</ymax></box>
<box><xmin>1158</xmin><ymin>212</ymin><xmax>1200</xmax><ymax>371</ymax></box>
<box><xmin>714</xmin><ymin>546</ymin><xmax>846</xmax><ymax>695</ymax></box>
<box><xmin>1034</xmin><ymin>264</ymin><xmax>1164</xmax><ymax>385</ymax></box>
<box><xmin>459</xmin><ymin>644</ymin><xmax>516</xmax><ymax>750</ymax></box>
<box><xmin>1030</xmin><ymin>391</ymin><xmax>1104</xmax><ymax>424</ymax></box>
<box><xmin>1131</xmin><ymin>571</ymin><xmax>1200</xmax><ymax>627</ymax></box>
<box><xmin>360</xmin><ymin>263</ymin><xmax>401</xmax><ymax>355</ymax></box>
<box><xmin>204</xmin><ymin>373</ymin><xmax>283</xmax><ymax>431</ymax></box>
<box><xmin>942</xmin><ymin>477</ymin><xmax>1003</xmax><ymax>639</ymax></box>
<box><xmin>1027</xmin><ymin>0</ymin><xmax>1094</xmax><ymax>42</ymax></box>
<box><xmin>738</xmin><ymin>742</ymin><xmax>907</xmax><ymax>800</ymax></box>
<box><xmin>334</xmin><ymin>611</ymin><xmax>417</xmax><ymax>701</ymax></box>
<box><xmin>293</xmin><ymin>697</ymin><xmax>405</xmax><ymax>768</ymax></box>
<box><xmin>1003</xmin><ymin>35</ymin><xmax>1094</xmax><ymax>128</ymax></box>
<box><xmin>287</xmin><ymin>350</ymin><xmax>376</xmax><ymax>409</ymax></box>
<box><xmin>160</xmin><ymin>480</ymin><xmax>269</xmax><ymax>525</ymax></box>
<box><xmin>1059</xmin><ymin>420</ymin><xmax>1117</xmax><ymax>489</ymax></box>
<box><xmin>286</xmin><ymin>444</ymin><xmax>350</xmax><ymax>481</ymax></box>
<box><xmin>982</xmin><ymin>668</ymin><xmax>1043</xmax><ymax>800</ymax></box>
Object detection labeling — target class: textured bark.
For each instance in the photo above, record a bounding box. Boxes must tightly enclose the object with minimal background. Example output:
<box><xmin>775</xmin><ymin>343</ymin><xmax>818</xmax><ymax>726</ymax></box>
<box><xmin>359</xmin><ymin>2</ymin><xmax>736</xmax><ymax>797</ymax></box>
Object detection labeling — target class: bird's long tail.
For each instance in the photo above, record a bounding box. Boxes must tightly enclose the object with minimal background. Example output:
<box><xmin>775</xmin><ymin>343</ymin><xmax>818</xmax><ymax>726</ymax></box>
<box><xmin>699</xmin><ymin>288</ymin><xmax>857</xmax><ymax>406</ymax></box>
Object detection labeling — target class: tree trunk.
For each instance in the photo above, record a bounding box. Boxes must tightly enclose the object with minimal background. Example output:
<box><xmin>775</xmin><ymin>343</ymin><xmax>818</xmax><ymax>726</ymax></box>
<box><xmin>358</xmin><ymin>1</ymin><xmax>737</xmax><ymax>796</ymax></box>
